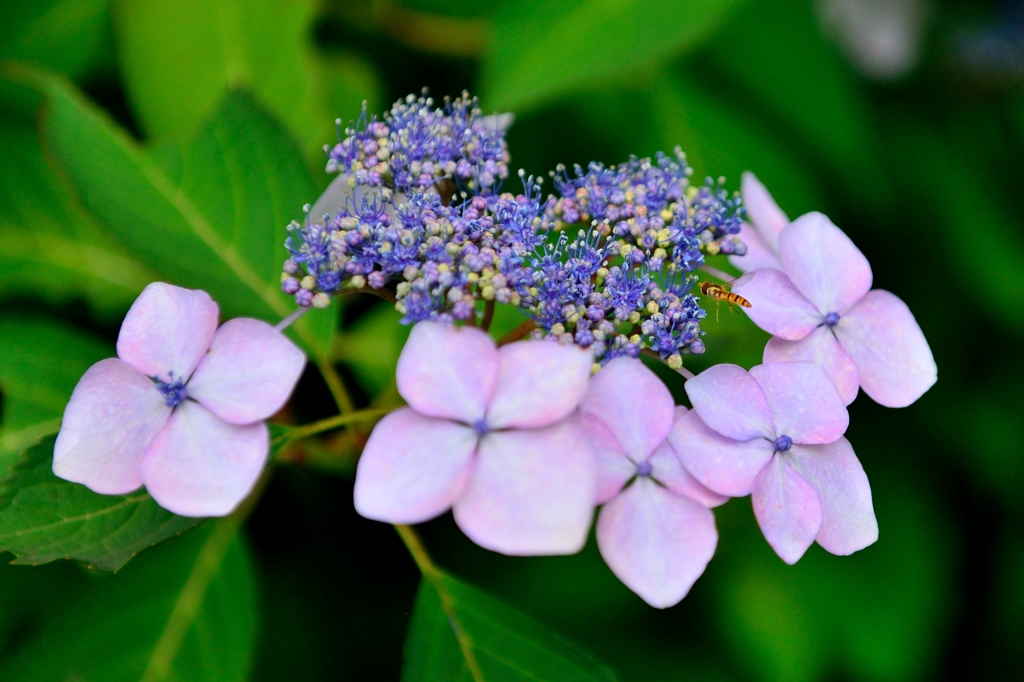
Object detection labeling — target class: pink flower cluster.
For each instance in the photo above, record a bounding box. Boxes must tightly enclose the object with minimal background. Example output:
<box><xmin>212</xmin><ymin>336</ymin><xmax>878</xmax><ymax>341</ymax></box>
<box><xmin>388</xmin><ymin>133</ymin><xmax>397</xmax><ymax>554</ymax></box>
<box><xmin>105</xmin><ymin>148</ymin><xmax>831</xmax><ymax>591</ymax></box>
<box><xmin>48</xmin><ymin>176</ymin><xmax>936</xmax><ymax>610</ymax></box>
<box><xmin>354</xmin><ymin>175</ymin><xmax>937</xmax><ymax>607</ymax></box>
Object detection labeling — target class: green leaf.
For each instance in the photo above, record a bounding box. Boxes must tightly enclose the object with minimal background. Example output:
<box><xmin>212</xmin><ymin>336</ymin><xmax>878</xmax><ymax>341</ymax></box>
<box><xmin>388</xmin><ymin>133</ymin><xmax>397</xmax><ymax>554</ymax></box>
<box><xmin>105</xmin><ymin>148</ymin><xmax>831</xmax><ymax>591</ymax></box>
<box><xmin>647</xmin><ymin>72</ymin><xmax>825</xmax><ymax>221</ymax></box>
<box><xmin>0</xmin><ymin>436</ymin><xmax>200</xmax><ymax>571</ymax></box>
<box><xmin>19</xmin><ymin>67</ymin><xmax>338</xmax><ymax>359</ymax></box>
<box><xmin>403</xmin><ymin>571</ymin><xmax>619</xmax><ymax>682</ymax></box>
<box><xmin>482</xmin><ymin>0</ymin><xmax>747</xmax><ymax>112</ymax></box>
<box><xmin>0</xmin><ymin>514</ymin><xmax>256</xmax><ymax>681</ymax></box>
<box><xmin>0</xmin><ymin>119</ymin><xmax>153</xmax><ymax>316</ymax></box>
<box><xmin>113</xmin><ymin>0</ymin><xmax>380</xmax><ymax>154</ymax></box>
<box><xmin>0</xmin><ymin>317</ymin><xmax>111</xmax><ymax>470</ymax></box>
<box><xmin>711</xmin><ymin>454</ymin><xmax>955</xmax><ymax>682</ymax></box>
<box><xmin>0</xmin><ymin>0</ymin><xmax>113</xmax><ymax>80</ymax></box>
<box><xmin>698</xmin><ymin>0</ymin><xmax>887</xmax><ymax>204</ymax></box>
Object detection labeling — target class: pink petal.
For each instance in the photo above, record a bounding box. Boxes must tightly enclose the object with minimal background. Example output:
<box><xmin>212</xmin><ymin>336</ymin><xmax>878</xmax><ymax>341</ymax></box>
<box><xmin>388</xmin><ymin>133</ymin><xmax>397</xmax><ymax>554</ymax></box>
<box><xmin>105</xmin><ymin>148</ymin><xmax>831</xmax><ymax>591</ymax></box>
<box><xmin>729</xmin><ymin>220</ymin><xmax>784</xmax><ymax>273</ymax></box>
<box><xmin>731</xmin><ymin>268</ymin><xmax>822</xmax><ymax>340</ymax></box>
<box><xmin>742</xmin><ymin>171</ymin><xmax>789</xmax><ymax>246</ymax></box>
<box><xmin>597</xmin><ymin>477</ymin><xmax>717</xmax><ymax>608</ymax></box>
<box><xmin>53</xmin><ymin>358</ymin><xmax>171</xmax><ymax>495</ymax></box>
<box><xmin>764</xmin><ymin>327</ymin><xmax>860</xmax><ymax>406</ymax></box>
<box><xmin>578</xmin><ymin>412</ymin><xmax>634</xmax><ymax>504</ymax></box>
<box><xmin>353</xmin><ymin>408</ymin><xmax>477</xmax><ymax>524</ymax></box>
<box><xmin>396</xmin><ymin>322</ymin><xmax>497</xmax><ymax>424</ymax></box>
<box><xmin>752</xmin><ymin>454</ymin><xmax>822</xmax><ymax>564</ymax></box>
<box><xmin>787</xmin><ymin>439</ymin><xmax>878</xmax><ymax>556</ymax></box>
<box><xmin>579</xmin><ymin>357</ymin><xmax>675</xmax><ymax>460</ymax></box>
<box><xmin>116</xmin><ymin>282</ymin><xmax>219</xmax><ymax>381</ymax></box>
<box><xmin>668</xmin><ymin>409</ymin><xmax>775</xmax><ymax>497</ymax></box>
<box><xmin>834</xmin><ymin>289</ymin><xmax>937</xmax><ymax>408</ymax></box>
<box><xmin>453</xmin><ymin>420</ymin><xmax>595</xmax><ymax>556</ymax></box>
<box><xmin>749</xmin><ymin>362</ymin><xmax>849</xmax><ymax>445</ymax></box>
<box><xmin>778</xmin><ymin>212</ymin><xmax>872</xmax><ymax>315</ymax></box>
<box><xmin>140</xmin><ymin>401</ymin><xmax>267</xmax><ymax>517</ymax></box>
<box><xmin>485</xmin><ymin>340</ymin><xmax>592</xmax><ymax>430</ymax></box>
<box><xmin>648</xmin><ymin>439</ymin><xmax>728</xmax><ymax>508</ymax></box>
<box><xmin>685</xmin><ymin>363</ymin><xmax>774</xmax><ymax>441</ymax></box>
<box><xmin>187</xmin><ymin>318</ymin><xmax>306</xmax><ymax>424</ymax></box>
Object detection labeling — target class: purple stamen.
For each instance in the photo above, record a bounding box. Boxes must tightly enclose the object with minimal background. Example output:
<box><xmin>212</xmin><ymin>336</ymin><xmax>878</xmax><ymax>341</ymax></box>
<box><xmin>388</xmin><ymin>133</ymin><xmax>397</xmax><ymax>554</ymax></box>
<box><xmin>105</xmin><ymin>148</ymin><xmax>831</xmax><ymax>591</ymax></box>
<box><xmin>824</xmin><ymin>311</ymin><xmax>840</xmax><ymax>327</ymax></box>
<box><xmin>472</xmin><ymin>419</ymin><xmax>490</xmax><ymax>437</ymax></box>
<box><xmin>156</xmin><ymin>373</ymin><xmax>187</xmax><ymax>408</ymax></box>
<box><xmin>636</xmin><ymin>461</ymin><xmax>653</xmax><ymax>477</ymax></box>
<box><xmin>774</xmin><ymin>434</ymin><xmax>793</xmax><ymax>452</ymax></box>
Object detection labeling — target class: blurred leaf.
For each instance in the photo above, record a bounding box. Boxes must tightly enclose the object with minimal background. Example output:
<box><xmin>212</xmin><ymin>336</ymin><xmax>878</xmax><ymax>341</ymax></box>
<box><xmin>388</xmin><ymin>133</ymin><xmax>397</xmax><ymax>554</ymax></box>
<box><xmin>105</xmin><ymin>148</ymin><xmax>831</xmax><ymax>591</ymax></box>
<box><xmin>483</xmin><ymin>0</ymin><xmax>747</xmax><ymax>112</ymax></box>
<box><xmin>334</xmin><ymin>303</ymin><xmax>409</xmax><ymax>396</ymax></box>
<box><xmin>19</xmin><ymin>68</ymin><xmax>339</xmax><ymax>359</ymax></box>
<box><xmin>403</xmin><ymin>571</ymin><xmax>619</xmax><ymax>681</ymax></box>
<box><xmin>0</xmin><ymin>0</ymin><xmax>113</xmax><ymax>79</ymax></box>
<box><xmin>647</xmin><ymin>71</ymin><xmax>825</xmax><ymax>218</ymax></box>
<box><xmin>0</xmin><ymin>119</ymin><xmax>153</xmax><ymax>315</ymax></box>
<box><xmin>698</xmin><ymin>0</ymin><xmax>886</xmax><ymax>205</ymax></box>
<box><xmin>114</xmin><ymin>0</ymin><xmax>379</xmax><ymax>156</ymax></box>
<box><xmin>712</xmin><ymin>453</ymin><xmax>954</xmax><ymax>682</ymax></box>
<box><xmin>0</xmin><ymin>515</ymin><xmax>255</xmax><ymax>681</ymax></box>
<box><xmin>886</xmin><ymin>116</ymin><xmax>1024</xmax><ymax>333</ymax></box>
<box><xmin>0</xmin><ymin>317</ymin><xmax>110</xmax><ymax>470</ymax></box>
<box><xmin>0</xmin><ymin>436</ymin><xmax>199</xmax><ymax>571</ymax></box>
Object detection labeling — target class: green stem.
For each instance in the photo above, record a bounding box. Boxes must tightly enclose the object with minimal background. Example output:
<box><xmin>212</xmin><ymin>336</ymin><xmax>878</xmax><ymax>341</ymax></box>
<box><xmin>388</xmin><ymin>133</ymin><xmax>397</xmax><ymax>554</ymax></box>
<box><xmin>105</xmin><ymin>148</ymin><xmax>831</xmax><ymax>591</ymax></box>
<box><xmin>317</xmin><ymin>358</ymin><xmax>354</xmax><ymax>414</ymax></box>
<box><xmin>287</xmin><ymin>407</ymin><xmax>391</xmax><ymax>443</ymax></box>
<box><xmin>395</xmin><ymin>525</ymin><xmax>485</xmax><ymax>681</ymax></box>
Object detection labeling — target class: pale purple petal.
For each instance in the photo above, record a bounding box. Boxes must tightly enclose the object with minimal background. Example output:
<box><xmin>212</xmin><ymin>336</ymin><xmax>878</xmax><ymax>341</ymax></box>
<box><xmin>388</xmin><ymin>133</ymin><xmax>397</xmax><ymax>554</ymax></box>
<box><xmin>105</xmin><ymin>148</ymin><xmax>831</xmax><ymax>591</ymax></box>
<box><xmin>729</xmin><ymin>220</ymin><xmax>784</xmax><ymax>272</ymax></box>
<box><xmin>579</xmin><ymin>357</ymin><xmax>675</xmax><ymax>460</ymax></box>
<box><xmin>744</xmin><ymin>172</ymin><xmax>789</xmax><ymax>242</ymax></box>
<box><xmin>752</xmin><ymin>454</ymin><xmax>822</xmax><ymax>564</ymax></box>
<box><xmin>648</xmin><ymin>439</ymin><xmax>728</xmax><ymax>508</ymax></box>
<box><xmin>668</xmin><ymin>409</ymin><xmax>775</xmax><ymax>497</ymax></box>
<box><xmin>116</xmin><ymin>282</ymin><xmax>219</xmax><ymax>380</ymax></box>
<box><xmin>396</xmin><ymin>322</ymin><xmax>497</xmax><ymax>424</ymax></box>
<box><xmin>140</xmin><ymin>401</ymin><xmax>267</xmax><ymax>517</ymax></box>
<box><xmin>732</xmin><ymin>268</ymin><xmax>822</xmax><ymax>340</ymax></box>
<box><xmin>749</xmin><ymin>362</ymin><xmax>848</xmax><ymax>445</ymax></box>
<box><xmin>578</xmin><ymin>412</ymin><xmax>634</xmax><ymax>504</ymax></box>
<box><xmin>778</xmin><ymin>212</ymin><xmax>872</xmax><ymax>315</ymax></box>
<box><xmin>685</xmin><ymin>363</ymin><xmax>774</xmax><ymax>441</ymax></box>
<box><xmin>53</xmin><ymin>358</ymin><xmax>171</xmax><ymax>495</ymax></box>
<box><xmin>764</xmin><ymin>327</ymin><xmax>860</xmax><ymax>405</ymax></box>
<box><xmin>834</xmin><ymin>289</ymin><xmax>937</xmax><ymax>408</ymax></box>
<box><xmin>485</xmin><ymin>340</ymin><xmax>592</xmax><ymax>430</ymax></box>
<box><xmin>187</xmin><ymin>318</ymin><xmax>306</xmax><ymax>424</ymax></box>
<box><xmin>453</xmin><ymin>420</ymin><xmax>595</xmax><ymax>555</ymax></box>
<box><xmin>597</xmin><ymin>477</ymin><xmax>717</xmax><ymax>608</ymax></box>
<box><xmin>353</xmin><ymin>408</ymin><xmax>477</xmax><ymax>524</ymax></box>
<box><xmin>787</xmin><ymin>439</ymin><xmax>878</xmax><ymax>556</ymax></box>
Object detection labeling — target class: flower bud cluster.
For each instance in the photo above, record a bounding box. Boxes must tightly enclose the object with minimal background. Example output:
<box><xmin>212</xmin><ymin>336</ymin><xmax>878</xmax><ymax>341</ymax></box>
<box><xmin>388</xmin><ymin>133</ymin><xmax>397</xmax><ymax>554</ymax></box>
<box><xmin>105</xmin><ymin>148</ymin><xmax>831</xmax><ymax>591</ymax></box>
<box><xmin>324</xmin><ymin>91</ymin><xmax>510</xmax><ymax>194</ymax></box>
<box><xmin>284</xmin><ymin>92</ymin><xmax>748</xmax><ymax>365</ymax></box>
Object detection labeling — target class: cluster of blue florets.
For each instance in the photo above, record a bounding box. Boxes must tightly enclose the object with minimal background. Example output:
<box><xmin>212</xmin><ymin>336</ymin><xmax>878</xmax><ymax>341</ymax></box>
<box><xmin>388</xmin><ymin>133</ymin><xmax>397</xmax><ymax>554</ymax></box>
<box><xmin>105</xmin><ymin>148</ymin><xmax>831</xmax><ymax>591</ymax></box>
<box><xmin>282</xmin><ymin>92</ymin><xmax>747</xmax><ymax>365</ymax></box>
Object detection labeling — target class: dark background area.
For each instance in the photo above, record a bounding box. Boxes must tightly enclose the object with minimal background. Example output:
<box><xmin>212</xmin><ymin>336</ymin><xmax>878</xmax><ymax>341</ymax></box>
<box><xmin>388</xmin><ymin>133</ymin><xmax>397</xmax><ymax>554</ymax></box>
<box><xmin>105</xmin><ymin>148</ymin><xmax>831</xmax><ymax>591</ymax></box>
<box><xmin>1</xmin><ymin>0</ymin><xmax>1022</xmax><ymax>679</ymax></box>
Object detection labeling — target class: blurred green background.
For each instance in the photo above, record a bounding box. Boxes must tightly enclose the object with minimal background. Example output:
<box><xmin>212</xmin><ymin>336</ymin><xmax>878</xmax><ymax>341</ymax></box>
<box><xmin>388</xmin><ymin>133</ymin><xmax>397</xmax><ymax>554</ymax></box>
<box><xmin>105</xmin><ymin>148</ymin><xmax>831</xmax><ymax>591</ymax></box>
<box><xmin>1</xmin><ymin>0</ymin><xmax>1022</xmax><ymax>679</ymax></box>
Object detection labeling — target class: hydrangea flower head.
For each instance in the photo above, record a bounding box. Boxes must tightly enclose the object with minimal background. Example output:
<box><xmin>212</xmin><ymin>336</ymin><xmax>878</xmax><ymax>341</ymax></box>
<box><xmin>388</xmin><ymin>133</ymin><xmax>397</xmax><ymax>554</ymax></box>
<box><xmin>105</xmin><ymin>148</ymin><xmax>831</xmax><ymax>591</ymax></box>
<box><xmin>729</xmin><ymin>171</ymin><xmax>788</xmax><ymax>272</ymax></box>
<box><xmin>670</xmin><ymin>361</ymin><xmax>877</xmax><ymax>564</ymax></box>
<box><xmin>580</xmin><ymin>357</ymin><xmax>723</xmax><ymax>608</ymax></box>
<box><xmin>53</xmin><ymin>283</ymin><xmax>306</xmax><ymax>516</ymax></box>
<box><xmin>353</xmin><ymin>322</ymin><xmax>595</xmax><ymax>555</ymax></box>
<box><xmin>733</xmin><ymin>212</ymin><xmax>937</xmax><ymax>407</ymax></box>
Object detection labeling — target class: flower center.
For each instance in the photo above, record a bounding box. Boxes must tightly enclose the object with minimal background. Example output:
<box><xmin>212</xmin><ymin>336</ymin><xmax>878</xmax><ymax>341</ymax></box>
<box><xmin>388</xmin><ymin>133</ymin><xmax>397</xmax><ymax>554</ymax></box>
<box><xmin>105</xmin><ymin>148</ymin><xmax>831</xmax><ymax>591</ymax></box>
<box><xmin>636</xmin><ymin>461</ymin><xmax>653</xmax><ymax>477</ymax></box>
<box><xmin>824</xmin><ymin>311</ymin><xmax>840</xmax><ymax>327</ymax></box>
<box><xmin>156</xmin><ymin>374</ymin><xmax>187</xmax><ymax>408</ymax></box>
<box><xmin>472</xmin><ymin>419</ymin><xmax>490</xmax><ymax>436</ymax></box>
<box><xmin>774</xmin><ymin>434</ymin><xmax>793</xmax><ymax>452</ymax></box>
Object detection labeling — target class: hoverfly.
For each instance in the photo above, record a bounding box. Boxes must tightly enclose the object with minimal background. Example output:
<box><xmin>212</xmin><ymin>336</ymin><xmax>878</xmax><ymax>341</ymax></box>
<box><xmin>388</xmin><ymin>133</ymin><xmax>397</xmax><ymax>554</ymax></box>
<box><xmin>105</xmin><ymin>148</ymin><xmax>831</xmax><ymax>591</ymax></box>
<box><xmin>699</xmin><ymin>280</ymin><xmax>751</xmax><ymax>321</ymax></box>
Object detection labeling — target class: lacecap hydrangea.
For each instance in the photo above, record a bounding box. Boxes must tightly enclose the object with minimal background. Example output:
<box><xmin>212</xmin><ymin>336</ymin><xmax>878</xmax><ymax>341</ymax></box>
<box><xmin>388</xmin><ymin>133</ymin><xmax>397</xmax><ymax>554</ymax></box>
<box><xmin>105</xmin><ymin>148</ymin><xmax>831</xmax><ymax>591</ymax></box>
<box><xmin>280</xmin><ymin>91</ymin><xmax>748</xmax><ymax>365</ymax></box>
